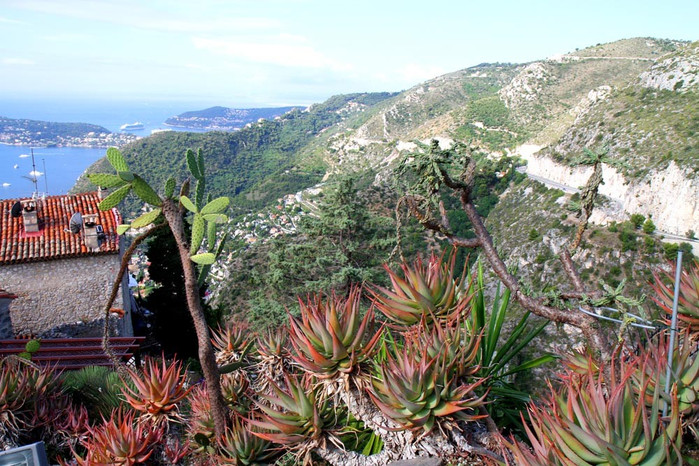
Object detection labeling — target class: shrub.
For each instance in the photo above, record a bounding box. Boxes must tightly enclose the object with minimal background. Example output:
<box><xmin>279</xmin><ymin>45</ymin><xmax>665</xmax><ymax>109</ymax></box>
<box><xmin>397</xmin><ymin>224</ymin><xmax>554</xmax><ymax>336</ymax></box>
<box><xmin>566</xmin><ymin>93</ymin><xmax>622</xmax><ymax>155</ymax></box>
<box><xmin>630</xmin><ymin>213</ymin><xmax>645</xmax><ymax>229</ymax></box>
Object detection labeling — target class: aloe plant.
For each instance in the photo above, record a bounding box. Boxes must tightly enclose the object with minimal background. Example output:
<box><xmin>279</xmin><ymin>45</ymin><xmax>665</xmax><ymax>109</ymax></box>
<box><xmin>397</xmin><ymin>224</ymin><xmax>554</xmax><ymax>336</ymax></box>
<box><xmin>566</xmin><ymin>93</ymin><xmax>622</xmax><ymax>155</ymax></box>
<box><xmin>212</xmin><ymin>321</ymin><xmax>256</xmax><ymax>367</ymax></box>
<box><xmin>369</xmin><ymin>338</ymin><xmax>487</xmax><ymax>433</ymax></box>
<box><xmin>651</xmin><ymin>260</ymin><xmax>699</xmax><ymax>334</ymax></box>
<box><xmin>72</xmin><ymin>408</ymin><xmax>162</xmax><ymax>466</ymax></box>
<box><xmin>371</xmin><ymin>251</ymin><xmax>472</xmax><ymax>326</ymax></box>
<box><xmin>636</xmin><ymin>331</ymin><xmax>699</xmax><ymax>438</ymax></box>
<box><xmin>508</xmin><ymin>355</ymin><xmax>682</xmax><ymax>465</ymax></box>
<box><xmin>249</xmin><ymin>374</ymin><xmax>338</xmax><ymax>447</ymax></box>
<box><xmin>121</xmin><ymin>356</ymin><xmax>192</xmax><ymax>426</ymax></box>
<box><xmin>288</xmin><ymin>288</ymin><xmax>383</xmax><ymax>379</ymax></box>
<box><xmin>216</xmin><ymin>416</ymin><xmax>278</xmax><ymax>465</ymax></box>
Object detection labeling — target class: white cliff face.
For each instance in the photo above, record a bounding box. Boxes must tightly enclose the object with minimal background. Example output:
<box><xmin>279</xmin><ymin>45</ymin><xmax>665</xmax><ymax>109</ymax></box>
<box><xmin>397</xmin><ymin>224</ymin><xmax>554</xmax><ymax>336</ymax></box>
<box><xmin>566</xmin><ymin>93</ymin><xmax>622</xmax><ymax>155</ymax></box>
<box><xmin>518</xmin><ymin>146</ymin><xmax>698</xmax><ymax>235</ymax></box>
<box><xmin>638</xmin><ymin>43</ymin><xmax>698</xmax><ymax>93</ymax></box>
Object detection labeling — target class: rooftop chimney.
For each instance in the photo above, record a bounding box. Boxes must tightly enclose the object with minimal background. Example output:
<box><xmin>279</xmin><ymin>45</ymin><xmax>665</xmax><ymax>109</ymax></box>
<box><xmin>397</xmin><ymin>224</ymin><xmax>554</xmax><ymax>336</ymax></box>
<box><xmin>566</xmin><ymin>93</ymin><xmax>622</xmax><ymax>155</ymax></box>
<box><xmin>83</xmin><ymin>213</ymin><xmax>102</xmax><ymax>250</ymax></box>
<box><xmin>20</xmin><ymin>200</ymin><xmax>39</xmax><ymax>233</ymax></box>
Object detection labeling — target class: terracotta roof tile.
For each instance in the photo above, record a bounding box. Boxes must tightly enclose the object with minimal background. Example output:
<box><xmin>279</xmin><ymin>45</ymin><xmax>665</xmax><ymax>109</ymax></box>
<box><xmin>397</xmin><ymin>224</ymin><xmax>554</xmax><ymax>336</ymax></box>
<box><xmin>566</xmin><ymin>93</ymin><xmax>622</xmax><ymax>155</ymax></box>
<box><xmin>0</xmin><ymin>192</ymin><xmax>120</xmax><ymax>265</ymax></box>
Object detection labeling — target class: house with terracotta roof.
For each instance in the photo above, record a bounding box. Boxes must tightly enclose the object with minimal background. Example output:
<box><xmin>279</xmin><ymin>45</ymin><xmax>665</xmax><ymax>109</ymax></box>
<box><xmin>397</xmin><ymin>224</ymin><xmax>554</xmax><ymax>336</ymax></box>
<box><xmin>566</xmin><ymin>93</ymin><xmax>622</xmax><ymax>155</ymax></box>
<box><xmin>0</xmin><ymin>192</ymin><xmax>132</xmax><ymax>337</ymax></box>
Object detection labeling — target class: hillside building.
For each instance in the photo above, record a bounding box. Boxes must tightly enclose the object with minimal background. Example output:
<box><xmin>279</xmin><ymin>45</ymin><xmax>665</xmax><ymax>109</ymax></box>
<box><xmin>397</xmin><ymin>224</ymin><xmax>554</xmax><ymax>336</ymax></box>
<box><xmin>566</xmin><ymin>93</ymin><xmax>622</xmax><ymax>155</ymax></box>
<box><xmin>0</xmin><ymin>192</ymin><xmax>132</xmax><ymax>337</ymax></box>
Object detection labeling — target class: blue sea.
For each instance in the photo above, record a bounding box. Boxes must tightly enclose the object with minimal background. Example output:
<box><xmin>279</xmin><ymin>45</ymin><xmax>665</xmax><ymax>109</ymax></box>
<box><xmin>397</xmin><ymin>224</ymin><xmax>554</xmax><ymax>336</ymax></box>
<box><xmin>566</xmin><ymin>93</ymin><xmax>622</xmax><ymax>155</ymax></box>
<box><xmin>0</xmin><ymin>98</ymin><xmax>213</xmax><ymax>199</ymax></box>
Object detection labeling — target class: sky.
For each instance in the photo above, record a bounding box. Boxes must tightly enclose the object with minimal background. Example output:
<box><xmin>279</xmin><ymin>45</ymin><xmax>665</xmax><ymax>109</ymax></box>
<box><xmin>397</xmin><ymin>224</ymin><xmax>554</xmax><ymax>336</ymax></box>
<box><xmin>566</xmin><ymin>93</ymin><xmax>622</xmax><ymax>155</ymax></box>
<box><xmin>0</xmin><ymin>0</ymin><xmax>697</xmax><ymax>107</ymax></box>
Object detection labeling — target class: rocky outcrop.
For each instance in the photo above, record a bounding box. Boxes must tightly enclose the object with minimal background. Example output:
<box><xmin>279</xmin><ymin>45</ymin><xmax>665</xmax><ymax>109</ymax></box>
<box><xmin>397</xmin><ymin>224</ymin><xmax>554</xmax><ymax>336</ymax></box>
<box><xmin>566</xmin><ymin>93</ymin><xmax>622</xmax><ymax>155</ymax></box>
<box><xmin>499</xmin><ymin>62</ymin><xmax>552</xmax><ymax>109</ymax></box>
<box><xmin>638</xmin><ymin>42</ymin><xmax>698</xmax><ymax>93</ymax></box>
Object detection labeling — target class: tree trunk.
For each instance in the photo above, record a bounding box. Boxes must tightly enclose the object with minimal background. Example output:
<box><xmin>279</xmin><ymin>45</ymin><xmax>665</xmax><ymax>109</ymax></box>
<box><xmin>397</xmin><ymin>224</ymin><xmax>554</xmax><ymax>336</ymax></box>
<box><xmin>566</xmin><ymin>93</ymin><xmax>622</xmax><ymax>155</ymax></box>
<box><xmin>161</xmin><ymin>199</ymin><xmax>227</xmax><ymax>436</ymax></box>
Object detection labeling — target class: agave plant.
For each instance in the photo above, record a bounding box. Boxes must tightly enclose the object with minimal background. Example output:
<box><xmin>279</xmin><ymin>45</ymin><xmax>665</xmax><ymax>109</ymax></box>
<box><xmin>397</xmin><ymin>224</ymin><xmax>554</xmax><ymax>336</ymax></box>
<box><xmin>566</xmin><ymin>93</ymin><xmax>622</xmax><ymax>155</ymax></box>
<box><xmin>212</xmin><ymin>321</ymin><xmax>256</xmax><ymax>367</ymax></box>
<box><xmin>249</xmin><ymin>374</ymin><xmax>338</xmax><ymax>447</ymax></box>
<box><xmin>73</xmin><ymin>408</ymin><xmax>162</xmax><ymax>466</ymax></box>
<box><xmin>121</xmin><ymin>356</ymin><xmax>192</xmax><ymax>426</ymax></box>
<box><xmin>371</xmin><ymin>251</ymin><xmax>472</xmax><ymax>326</ymax></box>
<box><xmin>217</xmin><ymin>416</ymin><xmax>278</xmax><ymax>465</ymax></box>
<box><xmin>288</xmin><ymin>288</ymin><xmax>383</xmax><ymax>379</ymax></box>
<box><xmin>507</xmin><ymin>356</ymin><xmax>682</xmax><ymax>465</ymax></box>
<box><xmin>651</xmin><ymin>259</ymin><xmax>699</xmax><ymax>334</ymax></box>
<box><xmin>369</xmin><ymin>341</ymin><xmax>487</xmax><ymax>433</ymax></box>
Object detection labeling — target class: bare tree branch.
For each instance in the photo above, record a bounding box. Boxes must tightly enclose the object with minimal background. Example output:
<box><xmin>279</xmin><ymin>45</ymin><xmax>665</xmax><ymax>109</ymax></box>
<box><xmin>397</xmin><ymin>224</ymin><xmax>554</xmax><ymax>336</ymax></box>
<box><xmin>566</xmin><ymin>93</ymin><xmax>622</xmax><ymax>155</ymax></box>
<box><xmin>101</xmin><ymin>223</ymin><xmax>166</xmax><ymax>376</ymax></box>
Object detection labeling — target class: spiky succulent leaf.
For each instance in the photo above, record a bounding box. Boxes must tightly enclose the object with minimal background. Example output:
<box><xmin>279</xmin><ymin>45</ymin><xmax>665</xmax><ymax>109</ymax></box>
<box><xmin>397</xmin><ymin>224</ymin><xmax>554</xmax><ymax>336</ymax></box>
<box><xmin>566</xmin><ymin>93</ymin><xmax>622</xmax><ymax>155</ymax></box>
<box><xmin>288</xmin><ymin>288</ymin><xmax>383</xmax><ymax>379</ymax></box>
<box><xmin>509</xmin><ymin>353</ymin><xmax>682</xmax><ymax>465</ymax></box>
<box><xmin>186</xmin><ymin>148</ymin><xmax>201</xmax><ymax>180</ymax></box>
<box><xmin>190</xmin><ymin>213</ymin><xmax>205</xmax><ymax>255</ymax></box>
<box><xmin>195</xmin><ymin>178</ymin><xmax>205</xmax><ymax>210</ymax></box>
<box><xmin>197</xmin><ymin>148</ymin><xmax>205</xmax><ymax>179</ymax></box>
<box><xmin>180</xmin><ymin>195</ymin><xmax>197</xmax><ymax>213</ymax></box>
<box><xmin>98</xmin><ymin>183</ymin><xmax>131</xmax><ymax>210</ymax></box>
<box><xmin>201</xmin><ymin>196</ymin><xmax>230</xmax><ymax>215</ymax></box>
<box><xmin>203</xmin><ymin>213</ymin><xmax>228</xmax><ymax>224</ymax></box>
<box><xmin>131</xmin><ymin>208</ymin><xmax>162</xmax><ymax>229</ymax></box>
<box><xmin>118</xmin><ymin>170</ymin><xmax>134</xmax><ymax>182</ymax></box>
<box><xmin>88</xmin><ymin>173</ymin><xmax>127</xmax><ymax>188</ymax></box>
<box><xmin>191</xmin><ymin>252</ymin><xmax>215</xmax><ymax>265</ymax></box>
<box><xmin>116</xmin><ymin>224</ymin><xmax>131</xmax><ymax>235</ymax></box>
<box><xmin>372</xmin><ymin>251</ymin><xmax>471</xmax><ymax>326</ymax></box>
<box><xmin>207</xmin><ymin>220</ymin><xmax>216</xmax><ymax>250</ymax></box>
<box><xmin>121</xmin><ymin>356</ymin><xmax>192</xmax><ymax>426</ymax></box>
<box><xmin>651</xmin><ymin>260</ymin><xmax>699</xmax><ymax>334</ymax></box>
<box><xmin>106</xmin><ymin>147</ymin><xmax>129</xmax><ymax>171</ymax></box>
<box><xmin>131</xmin><ymin>174</ymin><xmax>162</xmax><ymax>206</ymax></box>
<box><xmin>369</xmin><ymin>334</ymin><xmax>486</xmax><ymax>432</ymax></box>
<box><xmin>164</xmin><ymin>176</ymin><xmax>176</xmax><ymax>198</ymax></box>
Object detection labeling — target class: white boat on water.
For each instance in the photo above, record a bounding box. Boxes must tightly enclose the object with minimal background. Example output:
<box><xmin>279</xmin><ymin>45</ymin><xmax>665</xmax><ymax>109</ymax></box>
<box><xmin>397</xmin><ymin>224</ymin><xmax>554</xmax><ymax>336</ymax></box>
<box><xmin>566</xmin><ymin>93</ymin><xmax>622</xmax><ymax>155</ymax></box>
<box><xmin>13</xmin><ymin>164</ymin><xmax>18</xmax><ymax>169</ymax></box>
<box><xmin>2</xmin><ymin>183</ymin><xmax>10</xmax><ymax>187</ymax></box>
<box><xmin>120</xmin><ymin>122</ymin><xmax>145</xmax><ymax>131</ymax></box>
<box><xmin>19</xmin><ymin>154</ymin><xmax>30</xmax><ymax>158</ymax></box>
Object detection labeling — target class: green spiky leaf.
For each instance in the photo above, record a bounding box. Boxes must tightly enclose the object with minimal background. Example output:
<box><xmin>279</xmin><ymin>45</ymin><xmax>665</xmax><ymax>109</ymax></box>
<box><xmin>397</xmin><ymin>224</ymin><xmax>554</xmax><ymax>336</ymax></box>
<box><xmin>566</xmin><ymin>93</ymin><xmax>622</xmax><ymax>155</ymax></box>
<box><xmin>87</xmin><ymin>173</ymin><xmax>127</xmax><ymax>189</ymax></box>
<box><xmin>207</xmin><ymin>220</ymin><xmax>216</xmax><ymax>250</ymax></box>
<box><xmin>203</xmin><ymin>213</ymin><xmax>228</xmax><ymax>224</ymax></box>
<box><xmin>186</xmin><ymin>149</ymin><xmax>201</xmax><ymax>180</ymax></box>
<box><xmin>180</xmin><ymin>195</ymin><xmax>197</xmax><ymax>213</ymax></box>
<box><xmin>98</xmin><ymin>184</ymin><xmax>131</xmax><ymax>210</ymax></box>
<box><xmin>117</xmin><ymin>224</ymin><xmax>131</xmax><ymax>235</ymax></box>
<box><xmin>190</xmin><ymin>213</ymin><xmax>205</xmax><ymax>255</ymax></box>
<box><xmin>195</xmin><ymin>179</ymin><xmax>205</xmax><ymax>210</ymax></box>
<box><xmin>131</xmin><ymin>208</ymin><xmax>162</xmax><ymax>229</ymax></box>
<box><xmin>118</xmin><ymin>171</ymin><xmax>134</xmax><ymax>182</ymax></box>
<box><xmin>106</xmin><ymin>147</ymin><xmax>128</xmax><ymax>172</ymax></box>
<box><xmin>201</xmin><ymin>196</ymin><xmax>230</xmax><ymax>215</ymax></box>
<box><xmin>164</xmin><ymin>177</ymin><xmax>176</xmax><ymax>198</ymax></box>
<box><xmin>132</xmin><ymin>175</ymin><xmax>162</xmax><ymax>206</ymax></box>
<box><xmin>191</xmin><ymin>252</ymin><xmax>216</xmax><ymax>265</ymax></box>
<box><xmin>197</xmin><ymin>148</ymin><xmax>205</xmax><ymax>179</ymax></box>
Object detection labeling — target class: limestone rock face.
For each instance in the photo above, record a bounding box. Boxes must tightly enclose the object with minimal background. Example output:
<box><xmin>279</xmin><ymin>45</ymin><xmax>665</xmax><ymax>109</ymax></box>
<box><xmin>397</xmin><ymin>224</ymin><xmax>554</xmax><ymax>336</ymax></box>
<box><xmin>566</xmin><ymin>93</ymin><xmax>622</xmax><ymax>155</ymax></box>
<box><xmin>638</xmin><ymin>42</ymin><xmax>698</xmax><ymax>93</ymax></box>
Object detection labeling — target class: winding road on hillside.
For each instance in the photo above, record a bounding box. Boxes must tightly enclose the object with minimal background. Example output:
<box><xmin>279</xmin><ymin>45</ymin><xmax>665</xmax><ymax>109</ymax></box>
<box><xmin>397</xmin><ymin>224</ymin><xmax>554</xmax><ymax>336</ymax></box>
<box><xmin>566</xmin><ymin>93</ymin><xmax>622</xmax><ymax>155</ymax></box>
<box><xmin>516</xmin><ymin>166</ymin><xmax>698</xmax><ymax>247</ymax></box>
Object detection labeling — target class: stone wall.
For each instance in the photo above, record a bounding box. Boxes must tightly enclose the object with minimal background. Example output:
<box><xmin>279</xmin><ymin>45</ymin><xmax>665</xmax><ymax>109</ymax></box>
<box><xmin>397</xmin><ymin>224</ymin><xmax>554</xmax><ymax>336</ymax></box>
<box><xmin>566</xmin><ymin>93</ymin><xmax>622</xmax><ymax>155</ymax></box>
<box><xmin>0</xmin><ymin>255</ymin><xmax>128</xmax><ymax>336</ymax></box>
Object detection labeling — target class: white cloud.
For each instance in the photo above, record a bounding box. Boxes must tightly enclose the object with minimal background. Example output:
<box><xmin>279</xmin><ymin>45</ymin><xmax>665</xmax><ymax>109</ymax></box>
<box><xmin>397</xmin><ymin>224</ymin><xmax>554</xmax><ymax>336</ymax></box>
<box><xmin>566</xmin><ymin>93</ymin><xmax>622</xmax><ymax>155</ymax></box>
<box><xmin>2</xmin><ymin>58</ymin><xmax>36</xmax><ymax>65</ymax></box>
<box><xmin>192</xmin><ymin>36</ymin><xmax>352</xmax><ymax>71</ymax></box>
